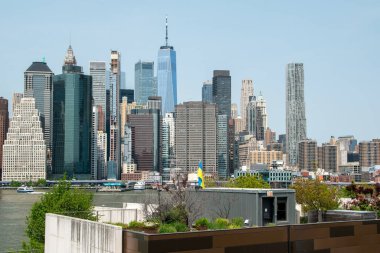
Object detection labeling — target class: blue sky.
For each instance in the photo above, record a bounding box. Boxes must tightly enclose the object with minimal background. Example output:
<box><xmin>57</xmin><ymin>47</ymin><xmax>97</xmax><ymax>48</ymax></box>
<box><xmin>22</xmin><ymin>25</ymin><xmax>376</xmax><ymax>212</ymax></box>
<box><xmin>0</xmin><ymin>0</ymin><xmax>379</xmax><ymax>143</ymax></box>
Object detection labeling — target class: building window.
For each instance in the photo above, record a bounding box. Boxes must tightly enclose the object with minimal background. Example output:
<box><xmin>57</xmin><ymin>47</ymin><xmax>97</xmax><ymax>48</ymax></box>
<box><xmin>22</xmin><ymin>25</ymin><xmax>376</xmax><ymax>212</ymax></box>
<box><xmin>277</xmin><ymin>197</ymin><xmax>287</xmax><ymax>221</ymax></box>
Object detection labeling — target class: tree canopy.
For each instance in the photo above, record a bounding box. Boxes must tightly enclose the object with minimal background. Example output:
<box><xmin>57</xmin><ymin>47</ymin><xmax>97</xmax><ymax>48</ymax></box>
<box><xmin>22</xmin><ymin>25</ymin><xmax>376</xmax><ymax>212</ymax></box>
<box><xmin>24</xmin><ymin>179</ymin><xmax>95</xmax><ymax>252</ymax></box>
<box><xmin>291</xmin><ymin>179</ymin><xmax>340</xmax><ymax>212</ymax></box>
<box><xmin>226</xmin><ymin>175</ymin><xmax>270</xmax><ymax>188</ymax></box>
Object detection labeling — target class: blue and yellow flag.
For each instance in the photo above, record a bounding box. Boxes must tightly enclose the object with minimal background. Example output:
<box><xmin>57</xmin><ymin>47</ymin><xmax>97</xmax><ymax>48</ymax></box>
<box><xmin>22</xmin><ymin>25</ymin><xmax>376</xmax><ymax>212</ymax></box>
<box><xmin>197</xmin><ymin>161</ymin><xmax>204</xmax><ymax>189</ymax></box>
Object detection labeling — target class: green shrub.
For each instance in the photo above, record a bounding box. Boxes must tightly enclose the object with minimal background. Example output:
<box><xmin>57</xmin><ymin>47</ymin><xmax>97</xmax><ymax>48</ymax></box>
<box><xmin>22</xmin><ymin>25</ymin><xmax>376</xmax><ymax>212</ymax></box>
<box><xmin>164</xmin><ymin>205</ymin><xmax>188</xmax><ymax>224</ymax></box>
<box><xmin>266</xmin><ymin>223</ymin><xmax>276</xmax><ymax>227</ymax></box>
<box><xmin>171</xmin><ymin>222</ymin><xmax>189</xmax><ymax>232</ymax></box>
<box><xmin>210</xmin><ymin>218</ymin><xmax>229</xmax><ymax>229</ymax></box>
<box><xmin>231</xmin><ymin>217</ymin><xmax>244</xmax><ymax>227</ymax></box>
<box><xmin>158</xmin><ymin>224</ymin><xmax>177</xmax><ymax>233</ymax></box>
<box><xmin>109</xmin><ymin>222</ymin><xmax>128</xmax><ymax>229</ymax></box>
<box><xmin>228</xmin><ymin>224</ymin><xmax>241</xmax><ymax>229</ymax></box>
<box><xmin>128</xmin><ymin>220</ymin><xmax>145</xmax><ymax>229</ymax></box>
<box><xmin>194</xmin><ymin>217</ymin><xmax>210</xmax><ymax>228</ymax></box>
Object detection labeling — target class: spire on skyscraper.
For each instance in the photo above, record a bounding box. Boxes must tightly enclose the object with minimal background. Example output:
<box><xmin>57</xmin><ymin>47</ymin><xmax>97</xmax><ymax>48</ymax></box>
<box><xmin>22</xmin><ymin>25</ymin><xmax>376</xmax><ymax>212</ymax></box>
<box><xmin>64</xmin><ymin>45</ymin><xmax>77</xmax><ymax>66</ymax></box>
<box><xmin>165</xmin><ymin>15</ymin><xmax>168</xmax><ymax>47</ymax></box>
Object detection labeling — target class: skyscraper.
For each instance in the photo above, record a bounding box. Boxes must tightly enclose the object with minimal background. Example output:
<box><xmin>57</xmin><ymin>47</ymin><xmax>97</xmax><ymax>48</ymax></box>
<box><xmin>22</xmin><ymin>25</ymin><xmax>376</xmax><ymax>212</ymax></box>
<box><xmin>246</xmin><ymin>95</ymin><xmax>268</xmax><ymax>141</ymax></box>
<box><xmin>213</xmin><ymin>70</ymin><xmax>231</xmax><ymax>179</ymax></box>
<box><xmin>175</xmin><ymin>102</ymin><xmax>217</xmax><ymax>175</ymax></box>
<box><xmin>90</xmin><ymin>61</ymin><xmax>107</xmax><ymax>131</ymax></box>
<box><xmin>212</xmin><ymin>70</ymin><xmax>231</xmax><ymax>118</ymax></box>
<box><xmin>2</xmin><ymin>98</ymin><xmax>46</xmax><ymax>181</ymax></box>
<box><xmin>52</xmin><ymin>45</ymin><xmax>92</xmax><ymax>178</ymax></box>
<box><xmin>135</xmin><ymin>61</ymin><xmax>156</xmax><ymax>105</ymax></box>
<box><xmin>24</xmin><ymin>61</ymin><xmax>53</xmax><ymax>162</ymax></box>
<box><xmin>201</xmin><ymin>80</ymin><xmax>213</xmax><ymax>103</ymax></box>
<box><xmin>286</xmin><ymin>63</ymin><xmax>307</xmax><ymax>166</ymax></box>
<box><xmin>162</xmin><ymin>112</ymin><xmax>175</xmax><ymax>169</ymax></box>
<box><xmin>109</xmin><ymin>50</ymin><xmax>121</xmax><ymax>179</ymax></box>
<box><xmin>240</xmin><ymin>79</ymin><xmax>253</xmax><ymax>130</ymax></box>
<box><xmin>255</xmin><ymin>93</ymin><xmax>267</xmax><ymax>141</ymax></box>
<box><xmin>0</xmin><ymin>97</ymin><xmax>9</xmax><ymax>180</ymax></box>
<box><xmin>128</xmin><ymin>108</ymin><xmax>161</xmax><ymax>172</ymax></box>
<box><xmin>157</xmin><ymin>17</ymin><xmax>177</xmax><ymax>114</ymax></box>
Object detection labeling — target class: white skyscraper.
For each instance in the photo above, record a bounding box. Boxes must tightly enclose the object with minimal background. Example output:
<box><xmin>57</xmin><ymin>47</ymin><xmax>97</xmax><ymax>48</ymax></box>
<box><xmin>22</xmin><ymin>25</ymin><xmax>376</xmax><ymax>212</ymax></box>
<box><xmin>286</xmin><ymin>63</ymin><xmax>307</xmax><ymax>166</ymax></box>
<box><xmin>162</xmin><ymin>112</ymin><xmax>175</xmax><ymax>168</ymax></box>
<box><xmin>2</xmin><ymin>98</ymin><xmax>46</xmax><ymax>181</ymax></box>
<box><xmin>240</xmin><ymin>79</ymin><xmax>254</xmax><ymax>130</ymax></box>
<box><xmin>97</xmin><ymin>131</ymin><xmax>107</xmax><ymax>179</ymax></box>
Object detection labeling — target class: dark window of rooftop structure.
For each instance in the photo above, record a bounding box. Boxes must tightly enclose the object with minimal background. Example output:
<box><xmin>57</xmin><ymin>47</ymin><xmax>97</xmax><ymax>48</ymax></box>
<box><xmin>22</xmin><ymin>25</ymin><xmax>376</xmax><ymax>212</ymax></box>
<box><xmin>277</xmin><ymin>197</ymin><xmax>287</xmax><ymax>221</ymax></box>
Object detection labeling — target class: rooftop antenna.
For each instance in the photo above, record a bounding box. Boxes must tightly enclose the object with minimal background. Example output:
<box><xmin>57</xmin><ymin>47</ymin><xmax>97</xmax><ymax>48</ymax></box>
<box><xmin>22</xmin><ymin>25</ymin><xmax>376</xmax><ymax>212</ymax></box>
<box><xmin>165</xmin><ymin>15</ymin><xmax>168</xmax><ymax>46</ymax></box>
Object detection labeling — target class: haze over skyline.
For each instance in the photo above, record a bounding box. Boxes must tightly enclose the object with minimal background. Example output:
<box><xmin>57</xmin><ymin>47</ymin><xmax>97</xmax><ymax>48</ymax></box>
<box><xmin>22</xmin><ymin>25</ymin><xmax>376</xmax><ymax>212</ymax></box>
<box><xmin>0</xmin><ymin>0</ymin><xmax>379</xmax><ymax>143</ymax></box>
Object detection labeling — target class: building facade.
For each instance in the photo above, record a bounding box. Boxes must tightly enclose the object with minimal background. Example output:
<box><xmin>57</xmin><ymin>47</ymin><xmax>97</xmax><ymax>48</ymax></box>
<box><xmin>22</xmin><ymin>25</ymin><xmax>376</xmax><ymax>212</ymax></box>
<box><xmin>359</xmin><ymin>139</ymin><xmax>380</xmax><ymax>168</ymax></box>
<box><xmin>240</xmin><ymin>79</ymin><xmax>254</xmax><ymax>130</ymax></box>
<box><xmin>162</xmin><ymin>112</ymin><xmax>175</xmax><ymax>169</ymax></box>
<box><xmin>298</xmin><ymin>139</ymin><xmax>318</xmax><ymax>171</ymax></box>
<box><xmin>24</xmin><ymin>61</ymin><xmax>53</xmax><ymax>164</ymax></box>
<box><xmin>157</xmin><ymin>17</ymin><xmax>177</xmax><ymax>115</ymax></box>
<box><xmin>250</xmin><ymin>150</ymin><xmax>283</xmax><ymax>166</ymax></box>
<box><xmin>90</xmin><ymin>61</ymin><xmax>107</xmax><ymax>131</ymax></box>
<box><xmin>135</xmin><ymin>61</ymin><xmax>156</xmax><ymax>106</ymax></box>
<box><xmin>201</xmin><ymin>80</ymin><xmax>213</xmax><ymax>103</ymax></box>
<box><xmin>217</xmin><ymin>114</ymin><xmax>229</xmax><ymax>179</ymax></box>
<box><xmin>52</xmin><ymin>46</ymin><xmax>92</xmax><ymax>178</ymax></box>
<box><xmin>286</xmin><ymin>63</ymin><xmax>307</xmax><ymax>165</ymax></box>
<box><xmin>128</xmin><ymin>109</ymin><xmax>161</xmax><ymax>172</ymax></box>
<box><xmin>321</xmin><ymin>143</ymin><xmax>338</xmax><ymax>173</ymax></box>
<box><xmin>175</xmin><ymin>102</ymin><xmax>217</xmax><ymax>175</ymax></box>
<box><xmin>12</xmin><ymin>93</ymin><xmax>23</xmax><ymax>114</ymax></box>
<box><xmin>109</xmin><ymin>51</ymin><xmax>121</xmax><ymax>179</ymax></box>
<box><xmin>2</xmin><ymin>98</ymin><xmax>46</xmax><ymax>181</ymax></box>
<box><xmin>0</xmin><ymin>98</ymin><xmax>9</xmax><ymax>180</ymax></box>
<box><xmin>212</xmin><ymin>70</ymin><xmax>231</xmax><ymax>118</ymax></box>
<box><xmin>120</xmin><ymin>89</ymin><xmax>134</xmax><ymax>103</ymax></box>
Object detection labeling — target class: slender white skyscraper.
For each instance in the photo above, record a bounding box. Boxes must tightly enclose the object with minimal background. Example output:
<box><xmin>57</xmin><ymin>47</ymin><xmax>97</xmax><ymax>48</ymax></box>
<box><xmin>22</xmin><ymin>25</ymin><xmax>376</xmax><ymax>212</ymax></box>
<box><xmin>109</xmin><ymin>51</ymin><xmax>121</xmax><ymax>179</ymax></box>
<box><xmin>240</xmin><ymin>79</ymin><xmax>253</xmax><ymax>129</ymax></box>
<box><xmin>2</xmin><ymin>98</ymin><xmax>46</xmax><ymax>181</ymax></box>
<box><xmin>286</xmin><ymin>63</ymin><xmax>307</xmax><ymax>166</ymax></box>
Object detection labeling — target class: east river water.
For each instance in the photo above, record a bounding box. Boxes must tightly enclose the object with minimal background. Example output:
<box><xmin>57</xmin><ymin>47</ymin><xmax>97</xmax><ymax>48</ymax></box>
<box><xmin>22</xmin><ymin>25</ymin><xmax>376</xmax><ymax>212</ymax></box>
<box><xmin>0</xmin><ymin>189</ymin><xmax>151</xmax><ymax>252</ymax></box>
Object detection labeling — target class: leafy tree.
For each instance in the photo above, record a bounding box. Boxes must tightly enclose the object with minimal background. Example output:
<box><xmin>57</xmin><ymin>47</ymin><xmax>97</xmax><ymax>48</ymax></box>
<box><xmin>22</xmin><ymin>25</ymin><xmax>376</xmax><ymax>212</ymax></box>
<box><xmin>33</xmin><ymin>179</ymin><xmax>48</xmax><ymax>187</ymax></box>
<box><xmin>23</xmin><ymin>178</ymin><xmax>95</xmax><ymax>252</ymax></box>
<box><xmin>291</xmin><ymin>179</ymin><xmax>340</xmax><ymax>213</ymax></box>
<box><xmin>226</xmin><ymin>175</ymin><xmax>270</xmax><ymax>188</ymax></box>
<box><xmin>10</xmin><ymin>180</ymin><xmax>22</xmax><ymax>187</ymax></box>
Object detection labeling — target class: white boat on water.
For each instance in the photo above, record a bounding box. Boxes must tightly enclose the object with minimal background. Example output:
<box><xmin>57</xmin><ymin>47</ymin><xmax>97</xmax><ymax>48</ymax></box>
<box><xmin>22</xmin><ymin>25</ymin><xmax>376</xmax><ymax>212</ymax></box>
<box><xmin>17</xmin><ymin>186</ymin><xmax>34</xmax><ymax>193</ymax></box>
<box><xmin>133</xmin><ymin>181</ymin><xmax>146</xmax><ymax>190</ymax></box>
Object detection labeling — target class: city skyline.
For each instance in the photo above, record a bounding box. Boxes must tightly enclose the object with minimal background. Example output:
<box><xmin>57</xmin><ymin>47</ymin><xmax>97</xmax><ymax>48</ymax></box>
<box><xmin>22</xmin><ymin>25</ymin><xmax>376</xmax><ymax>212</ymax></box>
<box><xmin>0</xmin><ymin>1</ymin><xmax>379</xmax><ymax>142</ymax></box>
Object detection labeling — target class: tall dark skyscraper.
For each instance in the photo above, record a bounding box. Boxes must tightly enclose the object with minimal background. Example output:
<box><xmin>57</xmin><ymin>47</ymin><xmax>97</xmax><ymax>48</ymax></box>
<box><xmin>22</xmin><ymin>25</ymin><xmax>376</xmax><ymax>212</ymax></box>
<box><xmin>286</xmin><ymin>63</ymin><xmax>307</xmax><ymax>166</ymax></box>
<box><xmin>212</xmin><ymin>70</ymin><xmax>231</xmax><ymax>178</ymax></box>
<box><xmin>157</xmin><ymin>17</ymin><xmax>177</xmax><ymax>114</ymax></box>
<box><xmin>52</xmin><ymin>45</ymin><xmax>93</xmax><ymax>178</ymax></box>
<box><xmin>0</xmin><ymin>97</ymin><xmax>9</xmax><ymax>180</ymax></box>
<box><xmin>128</xmin><ymin>109</ymin><xmax>161</xmax><ymax>172</ymax></box>
<box><xmin>24</xmin><ymin>61</ymin><xmax>54</xmax><ymax>162</ymax></box>
<box><xmin>212</xmin><ymin>70</ymin><xmax>231</xmax><ymax>118</ymax></box>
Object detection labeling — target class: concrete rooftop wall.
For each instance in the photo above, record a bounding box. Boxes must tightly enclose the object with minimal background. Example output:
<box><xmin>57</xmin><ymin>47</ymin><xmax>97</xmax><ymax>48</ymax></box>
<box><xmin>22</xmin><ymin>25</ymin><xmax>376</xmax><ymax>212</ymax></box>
<box><xmin>45</xmin><ymin>213</ymin><xmax>122</xmax><ymax>253</ymax></box>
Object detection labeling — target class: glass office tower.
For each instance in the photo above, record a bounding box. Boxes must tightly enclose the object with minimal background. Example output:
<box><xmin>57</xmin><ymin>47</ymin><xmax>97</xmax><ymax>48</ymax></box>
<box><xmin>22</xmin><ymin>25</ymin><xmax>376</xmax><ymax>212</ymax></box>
<box><xmin>157</xmin><ymin>17</ymin><xmax>177</xmax><ymax>114</ymax></box>
<box><xmin>135</xmin><ymin>61</ymin><xmax>156</xmax><ymax>105</ymax></box>
<box><xmin>52</xmin><ymin>46</ymin><xmax>92</xmax><ymax>178</ymax></box>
